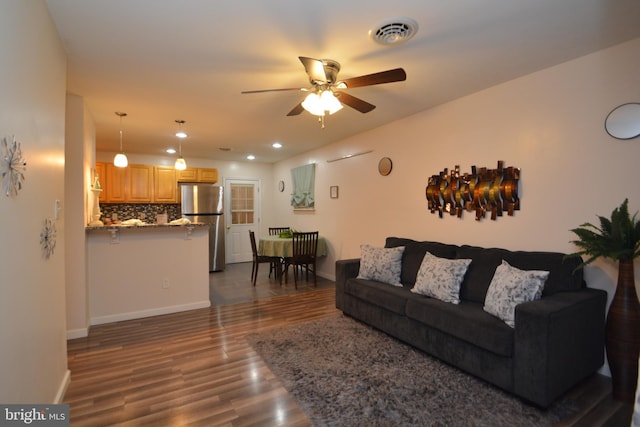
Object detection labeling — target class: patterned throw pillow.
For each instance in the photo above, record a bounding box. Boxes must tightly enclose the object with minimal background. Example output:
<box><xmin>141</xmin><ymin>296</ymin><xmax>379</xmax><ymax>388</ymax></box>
<box><xmin>411</xmin><ymin>252</ymin><xmax>472</xmax><ymax>304</ymax></box>
<box><xmin>357</xmin><ymin>244</ymin><xmax>405</xmax><ymax>286</ymax></box>
<box><xmin>483</xmin><ymin>260</ymin><xmax>550</xmax><ymax>328</ymax></box>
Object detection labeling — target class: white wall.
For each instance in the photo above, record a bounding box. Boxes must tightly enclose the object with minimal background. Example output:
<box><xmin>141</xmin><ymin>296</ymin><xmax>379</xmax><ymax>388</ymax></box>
<box><xmin>273</xmin><ymin>38</ymin><xmax>640</xmax><ymax>306</ymax></box>
<box><xmin>0</xmin><ymin>0</ymin><xmax>69</xmax><ymax>403</ymax></box>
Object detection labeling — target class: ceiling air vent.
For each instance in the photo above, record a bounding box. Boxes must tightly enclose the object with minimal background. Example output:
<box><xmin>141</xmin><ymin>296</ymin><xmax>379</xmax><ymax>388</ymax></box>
<box><xmin>370</xmin><ymin>17</ymin><xmax>419</xmax><ymax>46</ymax></box>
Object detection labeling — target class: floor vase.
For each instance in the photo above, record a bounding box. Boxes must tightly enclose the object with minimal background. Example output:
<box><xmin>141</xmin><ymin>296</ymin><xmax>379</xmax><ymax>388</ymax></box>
<box><xmin>606</xmin><ymin>260</ymin><xmax>640</xmax><ymax>403</ymax></box>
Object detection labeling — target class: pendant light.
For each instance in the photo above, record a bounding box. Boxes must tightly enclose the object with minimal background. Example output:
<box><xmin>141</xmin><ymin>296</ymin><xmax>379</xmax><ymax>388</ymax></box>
<box><xmin>113</xmin><ymin>112</ymin><xmax>128</xmax><ymax>168</ymax></box>
<box><xmin>174</xmin><ymin>120</ymin><xmax>187</xmax><ymax>170</ymax></box>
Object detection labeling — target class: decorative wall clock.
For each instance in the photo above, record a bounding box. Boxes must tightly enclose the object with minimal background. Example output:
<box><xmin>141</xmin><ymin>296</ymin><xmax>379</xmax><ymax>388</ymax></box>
<box><xmin>40</xmin><ymin>217</ymin><xmax>57</xmax><ymax>259</ymax></box>
<box><xmin>1</xmin><ymin>135</ymin><xmax>27</xmax><ymax>197</ymax></box>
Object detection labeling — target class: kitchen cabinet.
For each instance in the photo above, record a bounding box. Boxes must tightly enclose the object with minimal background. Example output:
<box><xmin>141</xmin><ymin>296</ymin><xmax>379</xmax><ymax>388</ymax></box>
<box><xmin>127</xmin><ymin>164</ymin><xmax>153</xmax><ymax>203</ymax></box>
<box><xmin>98</xmin><ymin>162</ymin><xmax>214</xmax><ymax>203</ymax></box>
<box><xmin>197</xmin><ymin>168</ymin><xmax>218</xmax><ymax>182</ymax></box>
<box><xmin>176</xmin><ymin>167</ymin><xmax>218</xmax><ymax>183</ymax></box>
<box><xmin>154</xmin><ymin>166</ymin><xmax>177</xmax><ymax>203</ymax></box>
<box><xmin>105</xmin><ymin>162</ymin><xmax>126</xmax><ymax>202</ymax></box>
<box><xmin>176</xmin><ymin>168</ymin><xmax>198</xmax><ymax>182</ymax></box>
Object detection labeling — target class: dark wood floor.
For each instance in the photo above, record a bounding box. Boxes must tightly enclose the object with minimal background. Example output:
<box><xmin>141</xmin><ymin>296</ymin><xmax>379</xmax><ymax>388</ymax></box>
<box><xmin>64</xmin><ymin>262</ymin><xmax>633</xmax><ymax>426</ymax></box>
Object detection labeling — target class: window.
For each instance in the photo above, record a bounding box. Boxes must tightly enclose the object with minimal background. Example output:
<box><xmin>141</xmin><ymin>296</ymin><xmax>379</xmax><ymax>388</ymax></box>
<box><xmin>230</xmin><ymin>183</ymin><xmax>255</xmax><ymax>224</ymax></box>
<box><xmin>290</xmin><ymin>163</ymin><xmax>315</xmax><ymax>209</ymax></box>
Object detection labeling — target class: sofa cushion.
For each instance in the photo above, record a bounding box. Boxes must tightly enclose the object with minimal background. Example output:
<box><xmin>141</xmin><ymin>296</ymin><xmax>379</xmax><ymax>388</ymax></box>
<box><xmin>456</xmin><ymin>245</ymin><xmax>585</xmax><ymax>304</ymax></box>
<box><xmin>405</xmin><ymin>295</ymin><xmax>514</xmax><ymax>357</ymax></box>
<box><xmin>483</xmin><ymin>260</ymin><xmax>549</xmax><ymax>327</ymax></box>
<box><xmin>385</xmin><ymin>237</ymin><xmax>457</xmax><ymax>287</ymax></box>
<box><xmin>344</xmin><ymin>278</ymin><xmax>409</xmax><ymax>315</ymax></box>
<box><xmin>411</xmin><ymin>252</ymin><xmax>472</xmax><ymax>304</ymax></box>
<box><xmin>357</xmin><ymin>244</ymin><xmax>405</xmax><ymax>286</ymax></box>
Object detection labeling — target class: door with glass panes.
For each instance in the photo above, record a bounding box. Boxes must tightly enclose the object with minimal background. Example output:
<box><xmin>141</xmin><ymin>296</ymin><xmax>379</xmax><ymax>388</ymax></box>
<box><xmin>224</xmin><ymin>179</ymin><xmax>260</xmax><ymax>263</ymax></box>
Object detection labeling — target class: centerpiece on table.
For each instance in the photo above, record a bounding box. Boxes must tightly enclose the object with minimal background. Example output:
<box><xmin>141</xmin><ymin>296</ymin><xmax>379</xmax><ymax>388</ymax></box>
<box><xmin>279</xmin><ymin>229</ymin><xmax>295</xmax><ymax>238</ymax></box>
<box><xmin>567</xmin><ymin>198</ymin><xmax>640</xmax><ymax>403</ymax></box>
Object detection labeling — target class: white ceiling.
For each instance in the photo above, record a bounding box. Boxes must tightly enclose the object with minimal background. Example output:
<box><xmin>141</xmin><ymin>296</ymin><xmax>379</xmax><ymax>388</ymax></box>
<box><xmin>46</xmin><ymin>0</ymin><xmax>640</xmax><ymax>163</ymax></box>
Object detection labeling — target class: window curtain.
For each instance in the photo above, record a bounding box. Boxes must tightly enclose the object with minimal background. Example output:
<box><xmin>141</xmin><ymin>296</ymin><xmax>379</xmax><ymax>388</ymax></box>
<box><xmin>290</xmin><ymin>163</ymin><xmax>315</xmax><ymax>209</ymax></box>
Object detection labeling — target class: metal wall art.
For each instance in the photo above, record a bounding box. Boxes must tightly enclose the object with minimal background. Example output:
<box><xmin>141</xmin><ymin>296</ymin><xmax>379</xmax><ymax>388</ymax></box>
<box><xmin>40</xmin><ymin>217</ymin><xmax>57</xmax><ymax>259</ymax></box>
<box><xmin>425</xmin><ymin>161</ymin><xmax>520</xmax><ymax>221</ymax></box>
<box><xmin>1</xmin><ymin>135</ymin><xmax>27</xmax><ymax>197</ymax></box>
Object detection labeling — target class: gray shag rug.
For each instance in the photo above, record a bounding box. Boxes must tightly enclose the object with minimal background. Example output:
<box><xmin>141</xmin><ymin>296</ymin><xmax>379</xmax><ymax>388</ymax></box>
<box><xmin>246</xmin><ymin>315</ymin><xmax>577</xmax><ymax>427</ymax></box>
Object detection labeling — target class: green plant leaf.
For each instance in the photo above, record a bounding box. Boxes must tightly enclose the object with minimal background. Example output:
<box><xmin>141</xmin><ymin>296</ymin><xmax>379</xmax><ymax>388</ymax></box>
<box><xmin>567</xmin><ymin>198</ymin><xmax>640</xmax><ymax>269</ymax></box>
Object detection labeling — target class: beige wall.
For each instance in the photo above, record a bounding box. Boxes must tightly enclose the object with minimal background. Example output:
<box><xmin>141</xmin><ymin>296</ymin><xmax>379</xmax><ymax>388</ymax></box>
<box><xmin>65</xmin><ymin>94</ymin><xmax>96</xmax><ymax>339</ymax></box>
<box><xmin>0</xmin><ymin>0</ymin><xmax>69</xmax><ymax>403</ymax></box>
<box><xmin>273</xmin><ymin>38</ymin><xmax>640</xmax><ymax>308</ymax></box>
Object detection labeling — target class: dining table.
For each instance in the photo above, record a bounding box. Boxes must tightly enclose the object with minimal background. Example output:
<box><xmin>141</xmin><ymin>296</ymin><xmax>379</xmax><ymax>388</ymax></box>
<box><xmin>258</xmin><ymin>234</ymin><xmax>328</xmax><ymax>258</ymax></box>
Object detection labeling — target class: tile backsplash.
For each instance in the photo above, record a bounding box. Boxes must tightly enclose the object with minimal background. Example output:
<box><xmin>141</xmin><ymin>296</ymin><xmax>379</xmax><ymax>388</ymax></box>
<box><xmin>100</xmin><ymin>204</ymin><xmax>182</xmax><ymax>223</ymax></box>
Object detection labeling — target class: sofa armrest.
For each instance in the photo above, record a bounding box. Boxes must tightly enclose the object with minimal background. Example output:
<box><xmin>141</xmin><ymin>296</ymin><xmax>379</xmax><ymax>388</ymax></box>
<box><xmin>335</xmin><ymin>258</ymin><xmax>360</xmax><ymax>310</ymax></box>
<box><xmin>513</xmin><ymin>288</ymin><xmax>607</xmax><ymax>407</ymax></box>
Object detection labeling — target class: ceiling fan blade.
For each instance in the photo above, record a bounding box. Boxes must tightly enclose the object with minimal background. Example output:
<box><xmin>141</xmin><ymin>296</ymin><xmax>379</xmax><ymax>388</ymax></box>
<box><xmin>287</xmin><ymin>102</ymin><xmax>305</xmax><ymax>116</ymax></box>
<box><xmin>299</xmin><ymin>56</ymin><xmax>327</xmax><ymax>83</ymax></box>
<box><xmin>241</xmin><ymin>87</ymin><xmax>306</xmax><ymax>94</ymax></box>
<box><xmin>341</xmin><ymin>68</ymin><xmax>406</xmax><ymax>89</ymax></box>
<box><xmin>335</xmin><ymin>91</ymin><xmax>376</xmax><ymax>113</ymax></box>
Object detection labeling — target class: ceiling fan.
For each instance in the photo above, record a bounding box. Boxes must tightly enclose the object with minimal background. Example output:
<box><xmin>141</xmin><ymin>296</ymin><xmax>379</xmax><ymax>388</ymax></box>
<box><xmin>241</xmin><ymin>56</ymin><xmax>406</xmax><ymax>126</ymax></box>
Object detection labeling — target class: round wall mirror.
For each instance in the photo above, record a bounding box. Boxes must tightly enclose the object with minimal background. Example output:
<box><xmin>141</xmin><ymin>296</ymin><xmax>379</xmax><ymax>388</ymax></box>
<box><xmin>605</xmin><ymin>103</ymin><xmax>640</xmax><ymax>140</ymax></box>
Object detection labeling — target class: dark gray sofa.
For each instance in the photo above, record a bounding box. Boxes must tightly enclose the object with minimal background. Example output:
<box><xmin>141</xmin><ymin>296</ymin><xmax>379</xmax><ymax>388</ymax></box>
<box><xmin>335</xmin><ymin>237</ymin><xmax>607</xmax><ymax>408</ymax></box>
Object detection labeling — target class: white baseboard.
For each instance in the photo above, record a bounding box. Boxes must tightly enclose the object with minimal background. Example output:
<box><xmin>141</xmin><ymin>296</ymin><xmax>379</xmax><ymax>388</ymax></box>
<box><xmin>66</xmin><ymin>327</ymin><xmax>89</xmax><ymax>340</ymax></box>
<box><xmin>90</xmin><ymin>300</ymin><xmax>211</xmax><ymax>326</ymax></box>
<box><xmin>54</xmin><ymin>369</ymin><xmax>71</xmax><ymax>404</ymax></box>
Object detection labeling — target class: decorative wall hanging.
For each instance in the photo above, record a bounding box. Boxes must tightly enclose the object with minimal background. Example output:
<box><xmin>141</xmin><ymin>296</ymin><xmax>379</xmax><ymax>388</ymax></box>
<box><xmin>378</xmin><ymin>157</ymin><xmax>393</xmax><ymax>176</ymax></box>
<box><xmin>425</xmin><ymin>161</ymin><xmax>520</xmax><ymax>221</ymax></box>
<box><xmin>330</xmin><ymin>186</ymin><xmax>339</xmax><ymax>199</ymax></box>
<box><xmin>1</xmin><ymin>135</ymin><xmax>27</xmax><ymax>197</ymax></box>
<box><xmin>40</xmin><ymin>217</ymin><xmax>57</xmax><ymax>259</ymax></box>
<box><xmin>291</xmin><ymin>163</ymin><xmax>316</xmax><ymax>210</ymax></box>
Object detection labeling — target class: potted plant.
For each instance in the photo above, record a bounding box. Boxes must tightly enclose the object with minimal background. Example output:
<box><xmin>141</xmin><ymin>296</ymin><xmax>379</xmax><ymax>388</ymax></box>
<box><xmin>567</xmin><ymin>198</ymin><xmax>640</xmax><ymax>403</ymax></box>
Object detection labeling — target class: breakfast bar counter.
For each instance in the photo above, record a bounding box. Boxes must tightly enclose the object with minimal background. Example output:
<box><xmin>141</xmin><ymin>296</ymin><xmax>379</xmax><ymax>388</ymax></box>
<box><xmin>86</xmin><ymin>223</ymin><xmax>211</xmax><ymax>325</ymax></box>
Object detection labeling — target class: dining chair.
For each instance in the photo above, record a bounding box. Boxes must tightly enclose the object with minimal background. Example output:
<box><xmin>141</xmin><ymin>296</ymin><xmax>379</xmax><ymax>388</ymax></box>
<box><xmin>249</xmin><ymin>230</ymin><xmax>280</xmax><ymax>286</ymax></box>
<box><xmin>267</xmin><ymin>227</ymin><xmax>290</xmax><ymax>276</ymax></box>
<box><xmin>286</xmin><ymin>231</ymin><xmax>319</xmax><ymax>289</ymax></box>
<box><xmin>268</xmin><ymin>227</ymin><xmax>290</xmax><ymax>236</ymax></box>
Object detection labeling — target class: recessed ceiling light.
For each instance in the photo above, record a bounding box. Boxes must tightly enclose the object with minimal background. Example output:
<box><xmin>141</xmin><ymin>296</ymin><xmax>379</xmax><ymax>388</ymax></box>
<box><xmin>166</xmin><ymin>148</ymin><xmax>176</xmax><ymax>154</ymax></box>
<box><xmin>272</xmin><ymin>142</ymin><xmax>283</xmax><ymax>149</ymax></box>
<box><xmin>247</xmin><ymin>154</ymin><xmax>255</xmax><ymax>160</ymax></box>
<box><xmin>370</xmin><ymin>17</ymin><xmax>418</xmax><ymax>45</ymax></box>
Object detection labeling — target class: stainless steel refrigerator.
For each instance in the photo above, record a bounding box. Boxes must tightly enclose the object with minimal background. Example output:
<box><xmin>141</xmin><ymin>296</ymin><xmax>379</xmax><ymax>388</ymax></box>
<box><xmin>181</xmin><ymin>183</ymin><xmax>225</xmax><ymax>272</ymax></box>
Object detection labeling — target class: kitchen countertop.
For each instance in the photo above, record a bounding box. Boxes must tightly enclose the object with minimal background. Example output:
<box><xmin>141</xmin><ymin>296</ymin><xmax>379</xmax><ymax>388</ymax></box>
<box><xmin>85</xmin><ymin>222</ymin><xmax>210</xmax><ymax>231</ymax></box>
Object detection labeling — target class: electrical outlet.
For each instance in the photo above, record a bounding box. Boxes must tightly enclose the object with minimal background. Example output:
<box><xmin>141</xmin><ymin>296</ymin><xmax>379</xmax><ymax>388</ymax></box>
<box><xmin>162</xmin><ymin>278</ymin><xmax>170</xmax><ymax>289</ymax></box>
<box><xmin>112</xmin><ymin>213</ymin><xmax>118</xmax><ymax>221</ymax></box>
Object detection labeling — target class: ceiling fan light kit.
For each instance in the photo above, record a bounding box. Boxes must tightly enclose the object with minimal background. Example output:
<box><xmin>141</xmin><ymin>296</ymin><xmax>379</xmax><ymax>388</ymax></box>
<box><xmin>301</xmin><ymin>91</ymin><xmax>343</xmax><ymax>116</ymax></box>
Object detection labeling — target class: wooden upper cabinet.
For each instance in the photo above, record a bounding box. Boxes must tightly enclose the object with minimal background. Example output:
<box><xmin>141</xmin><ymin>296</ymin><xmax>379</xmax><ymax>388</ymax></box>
<box><xmin>176</xmin><ymin>167</ymin><xmax>218</xmax><ymax>183</ymax></box>
<box><xmin>98</xmin><ymin>162</ymin><xmax>214</xmax><ymax>203</ymax></box>
<box><xmin>127</xmin><ymin>164</ymin><xmax>153</xmax><ymax>203</ymax></box>
<box><xmin>105</xmin><ymin>162</ymin><xmax>126</xmax><ymax>202</ymax></box>
<box><xmin>197</xmin><ymin>168</ymin><xmax>218</xmax><ymax>182</ymax></box>
<box><xmin>176</xmin><ymin>168</ymin><xmax>198</xmax><ymax>182</ymax></box>
<box><xmin>154</xmin><ymin>166</ymin><xmax>177</xmax><ymax>203</ymax></box>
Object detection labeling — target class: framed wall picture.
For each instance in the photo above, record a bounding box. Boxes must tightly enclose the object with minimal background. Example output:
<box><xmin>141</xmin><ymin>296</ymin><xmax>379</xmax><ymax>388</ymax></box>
<box><xmin>330</xmin><ymin>186</ymin><xmax>339</xmax><ymax>199</ymax></box>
